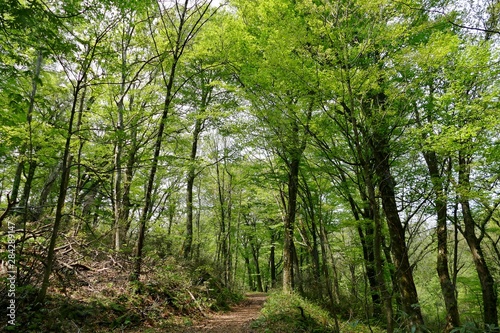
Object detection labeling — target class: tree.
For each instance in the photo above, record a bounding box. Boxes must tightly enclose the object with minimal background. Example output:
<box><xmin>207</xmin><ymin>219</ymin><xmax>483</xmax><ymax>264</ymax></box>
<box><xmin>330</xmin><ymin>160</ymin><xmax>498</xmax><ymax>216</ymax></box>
<box><xmin>132</xmin><ymin>0</ymin><xmax>218</xmax><ymax>280</ymax></box>
<box><xmin>229</xmin><ymin>0</ymin><xmax>319</xmax><ymax>293</ymax></box>
<box><xmin>36</xmin><ymin>1</ymin><xmax>120</xmax><ymax>304</ymax></box>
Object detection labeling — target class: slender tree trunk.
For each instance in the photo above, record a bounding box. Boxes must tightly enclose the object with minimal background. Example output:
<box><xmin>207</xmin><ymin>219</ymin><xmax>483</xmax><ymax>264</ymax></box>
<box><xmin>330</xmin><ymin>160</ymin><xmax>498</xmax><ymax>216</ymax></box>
<box><xmin>214</xmin><ymin>156</ymin><xmax>226</xmax><ymax>267</ymax></box>
<box><xmin>300</xmin><ymin>177</ymin><xmax>321</xmax><ymax>295</ymax></box>
<box><xmin>423</xmin><ymin>151</ymin><xmax>460</xmax><ymax>332</ymax></box>
<box><xmin>184</xmin><ymin>170</ymin><xmax>195</xmax><ymax>259</ymax></box>
<box><xmin>113</xmin><ymin>97</ymin><xmax>125</xmax><ymax>251</ymax></box>
<box><xmin>195</xmin><ymin>182</ymin><xmax>202</xmax><ymax>260</ymax></box>
<box><xmin>122</xmin><ymin>118</ymin><xmax>137</xmax><ymax>240</ymax></box>
<box><xmin>133</xmin><ymin>2</ymin><xmax>190</xmax><ymax>279</ymax></box>
<box><xmin>281</xmin><ymin>99</ymin><xmax>312</xmax><ymax>293</ymax></box>
<box><xmin>360</xmin><ymin>175</ymin><xmax>394</xmax><ymax>332</ymax></box>
<box><xmin>269</xmin><ymin>228</ymin><xmax>277</xmax><ymax>288</ymax></box>
<box><xmin>36</xmin><ymin>83</ymin><xmax>82</xmax><ymax>304</ymax></box>
<box><xmin>458</xmin><ymin>152</ymin><xmax>498</xmax><ymax>328</ymax></box>
<box><xmin>321</xmin><ymin>217</ymin><xmax>342</xmax><ymax>333</ymax></box>
<box><xmin>71</xmin><ymin>84</ymin><xmax>88</xmax><ymax>235</ymax></box>
<box><xmin>244</xmin><ymin>254</ymin><xmax>254</xmax><ymax>291</ymax></box>
<box><xmin>251</xmin><ymin>243</ymin><xmax>263</xmax><ymax>292</ymax></box>
<box><xmin>113</xmin><ymin>17</ymin><xmax>136</xmax><ymax>251</ymax></box>
<box><xmin>283</xmin><ymin>156</ymin><xmax>300</xmax><ymax>293</ymax></box>
<box><xmin>183</xmin><ymin>117</ymin><xmax>203</xmax><ymax>259</ymax></box>
<box><xmin>18</xmin><ymin>62</ymin><xmax>39</xmax><ymax>278</ymax></box>
<box><xmin>340</xmin><ymin>69</ymin><xmax>395</xmax><ymax>326</ymax></box>
<box><xmin>19</xmin><ymin>52</ymin><xmax>42</xmax><ymax>217</ymax></box>
<box><xmin>224</xmin><ymin>169</ymin><xmax>233</xmax><ymax>286</ymax></box>
<box><xmin>36</xmin><ymin>33</ymin><xmax>100</xmax><ymax>303</ymax></box>
<box><xmin>349</xmin><ymin>183</ymin><xmax>383</xmax><ymax>319</ymax></box>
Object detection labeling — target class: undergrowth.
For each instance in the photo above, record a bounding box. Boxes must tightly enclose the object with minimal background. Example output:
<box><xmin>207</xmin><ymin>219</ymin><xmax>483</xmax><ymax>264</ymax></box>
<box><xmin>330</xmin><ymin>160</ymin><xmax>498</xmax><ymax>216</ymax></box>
<box><xmin>251</xmin><ymin>291</ymin><xmax>385</xmax><ymax>333</ymax></box>
<box><xmin>0</xmin><ymin>252</ymin><xmax>242</xmax><ymax>333</ymax></box>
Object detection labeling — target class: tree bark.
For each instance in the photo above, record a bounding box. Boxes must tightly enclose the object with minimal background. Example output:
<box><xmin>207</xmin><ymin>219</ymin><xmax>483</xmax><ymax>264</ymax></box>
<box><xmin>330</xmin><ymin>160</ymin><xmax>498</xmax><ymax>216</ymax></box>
<box><xmin>244</xmin><ymin>254</ymin><xmax>254</xmax><ymax>290</ymax></box>
<box><xmin>458</xmin><ymin>152</ymin><xmax>498</xmax><ymax>328</ymax></box>
<box><xmin>372</xmin><ymin>134</ymin><xmax>424</xmax><ymax>331</ymax></box>
<box><xmin>423</xmin><ymin>151</ymin><xmax>460</xmax><ymax>332</ymax></box>
<box><xmin>341</xmin><ymin>97</ymin><xmax>393</xmax><ymax>329</ymax></box>
<box><xmin>283</xmin><ymin>156</ymin><xmax>300</xmax><ymax>293</ymax></box>
<box><xmin>36</xmin><ymin>82</ymin><xmax>81</xmax><ymax>303</ymax></box>
<box><xmin>269</xmin><ymin>228</ymin><xmax>277</xmax><ymax>288</ymax></box>
<box><xmin>251</xmin><ymin>242</ymin><xmax>263</xmax><ymax>292</ymax></box>
<box><xmin>183</xmin><ymin>117</ymin><xmax>203</xmax><ymax>259</ymax></box>
<box><xmin>133</xmin><ymin>1</ymin><xmax>199</xmax><ymax>280</ymax></box>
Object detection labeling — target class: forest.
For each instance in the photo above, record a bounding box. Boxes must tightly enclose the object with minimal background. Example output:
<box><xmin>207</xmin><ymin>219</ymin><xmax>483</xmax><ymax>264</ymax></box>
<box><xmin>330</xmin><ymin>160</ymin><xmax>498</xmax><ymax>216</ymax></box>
<box><xmin>0</xmin><ymin>0</ymin><xmax>499</xmax><ymax>332</ymax></box>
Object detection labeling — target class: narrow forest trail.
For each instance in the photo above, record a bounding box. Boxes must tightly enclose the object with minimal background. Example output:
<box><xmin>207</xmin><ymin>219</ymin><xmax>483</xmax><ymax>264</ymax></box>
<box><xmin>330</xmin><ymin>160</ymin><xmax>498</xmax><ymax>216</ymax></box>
<box><xmin>181</xmin><ymin>293</ymin><xmax>267</xmax><ymax>333</ymax></box>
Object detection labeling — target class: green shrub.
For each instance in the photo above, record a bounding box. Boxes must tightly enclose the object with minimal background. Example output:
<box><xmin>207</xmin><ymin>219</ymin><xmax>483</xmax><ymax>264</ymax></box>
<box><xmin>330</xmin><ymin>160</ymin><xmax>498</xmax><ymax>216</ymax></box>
<box><xmin>251</xmin><ymin>291</ymin><xmax>386</xmax><ymax>333</ymax></box>
<box><xmin>251</xmin><ymin>291</ymin><xmax>335</xmax><ymax>333</ymax></box>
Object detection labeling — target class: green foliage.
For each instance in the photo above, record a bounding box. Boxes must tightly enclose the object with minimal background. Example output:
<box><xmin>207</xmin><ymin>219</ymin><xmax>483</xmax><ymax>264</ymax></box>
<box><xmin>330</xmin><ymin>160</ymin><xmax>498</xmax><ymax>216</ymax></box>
<box><xmin>252</xmin><ymin>291</ymin><xmax>387</xmax><ymax>333</ymax></box>
<box><xmin>451</xmin><ymin>322</ymin><xmax>500</xmax><ymax>333</ymax></box>
<box><xmin>251</xmin><ymin>291</ymin><xmax>336</xmax><ymax>333</ymax></box>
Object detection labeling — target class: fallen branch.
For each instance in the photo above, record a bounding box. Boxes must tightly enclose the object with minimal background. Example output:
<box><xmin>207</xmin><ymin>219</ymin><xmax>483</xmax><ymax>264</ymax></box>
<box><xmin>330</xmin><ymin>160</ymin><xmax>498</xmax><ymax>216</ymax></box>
<box><xmin>187</xmin><ymin>289</ymin><xmax>206</xmax><ymax>316</ymax></box>
<box><xmin>108</xmin><ymin>254</ymin><xmax>124</xmax><ymax>270</ymax></box>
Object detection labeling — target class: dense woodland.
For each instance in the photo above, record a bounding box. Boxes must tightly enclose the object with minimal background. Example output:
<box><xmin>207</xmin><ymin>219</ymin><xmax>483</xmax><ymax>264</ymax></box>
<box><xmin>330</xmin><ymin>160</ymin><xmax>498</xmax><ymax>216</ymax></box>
<box><xmin>1</xmin><ymin>0</ymin><xmax>499</xmax><ymax>332</ymax></box>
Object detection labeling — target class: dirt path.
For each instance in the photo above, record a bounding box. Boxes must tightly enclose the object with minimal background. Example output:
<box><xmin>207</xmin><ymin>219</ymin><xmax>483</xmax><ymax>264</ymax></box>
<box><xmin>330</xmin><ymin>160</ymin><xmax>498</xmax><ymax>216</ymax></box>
<box><xmin>182</xmin><ymin>293</ymin><xmax>267</xmax><ymax>333</ymax></box>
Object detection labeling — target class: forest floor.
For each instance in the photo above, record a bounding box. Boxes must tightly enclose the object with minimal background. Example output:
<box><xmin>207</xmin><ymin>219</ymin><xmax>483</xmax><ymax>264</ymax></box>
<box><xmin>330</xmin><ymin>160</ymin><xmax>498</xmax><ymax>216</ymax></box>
<box><xmin>177</xmin><ymin>293</ymin><xmax>267</xmax><ymax>333</ymax></box>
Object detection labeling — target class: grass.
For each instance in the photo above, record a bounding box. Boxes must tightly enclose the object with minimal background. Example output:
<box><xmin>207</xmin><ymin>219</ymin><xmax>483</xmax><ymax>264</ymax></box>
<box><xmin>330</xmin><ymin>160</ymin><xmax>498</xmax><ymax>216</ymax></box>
<box><xmin>250</xmin><ymin>291</ymin><xmax>386</xmax><ymax>333</ymax></box>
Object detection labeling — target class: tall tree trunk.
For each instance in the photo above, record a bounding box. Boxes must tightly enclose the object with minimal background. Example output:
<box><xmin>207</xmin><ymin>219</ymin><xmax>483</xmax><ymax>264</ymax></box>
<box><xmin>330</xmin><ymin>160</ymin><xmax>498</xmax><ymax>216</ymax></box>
<box><xmin>342</xmin><ymin>98</ymin><xmax>393</xmax><ymax>330</ymax></box>
<box><xmin>458</xmin><ymin>152</ymin><xmax>498</xmax><ymax>328</ymax></box>
<box><xmin>299</xmin><ymin>176</ymin><xmax>321</xmax><ymax>295</ymax></box>
<box><xmin>133</xmin><ymin>0</ymin><xmax>214</xmax><ymax>280</ymax></box>
<box><xmin>372</xmin><ymin>134</ymin><xmax>424</xmax><ymax>331</ymax></box>
<box><xmin>36</xmin><ymin>33</ymin><xmax>101</xmax><ymax>301</ymax></box>
<box><xmin>184</xmin><ymin>169</ymin><xmax>195</xmax><ymax>259</ymax></box>
<box><xmin>113</xmin><ymin>96</ymin><xmax>125</xmax><ymax>251</ymax></box>
<box><xmin>244</xmin><ymin>254</ymin><xmax>254</xmax><ymax>291</ymax></box>
<box><xmin>251</xmin><ymin>243</ymin><xmax>264</xmax><ymax>292</ymax></box>
<box><xmin>70</xmin><ymin>84</ymin><xmax>88</xmax><ymax>236</ymax></box>
<box><xmin>214</xmin><ymin>156</ymin><xmax>226</xmax><ymax>267</ymax></box>
<box><xmin>36</xmin><ymin>82</ymin><xmax>82</xmax><ymax>304</ymax></box>
<box><xmin>283</xmin><ymin>156</ymin><xmax>300</xmax><ymax>293</ymax></box>
<box><xmin>319</xmin><ymin>206</ymin><xmax>342</xmax><ymax>333</ymax></box>
<box><xmin>134</xmin><ymin>3</ymin><xmax>185</xmax><ymax>280</ymax></box>
<box><xmin>269</xmin><ymin>228</ymin><xmax>277</xmax><ymax>288</ymax></box>
<box><xmin>122</xmin><ymin>117</ymin><xmax>137</xmax><ymax>240</ymax></box>
<box><xmin>224</xmin><ymin>168</ymin><xmax>233</xmax><ymax>286</ymax></box>
<box><xmin>17</xmin><ymin>55</ymin><xmax>40</xmax><ymax>277</ymax></box>
<box><xmin>113</xmin><ymin>16</ymin><xmax>136</xmax><ymax>251</ymax></box>
<box><xmin>183</xmin><ymin>117</ymin><xmax>203</xmax><ymax>259</ymax></box>
<box><xmin>423</xmin><ymin>151</ymin><xmax>460</xmax><ymax>332</ymax></box>
<box><xmin>19</xmin><ymin>51</ymin><xmax>43</xmax><ymax>217</ymax></box>
<box><xmin>358</xmin><ymin>172</ymin><xmax>394</xmax><ymax>331</ymax></box>
<box><xmin>349</xmin><ymin>182</ymin><xmax>383</xmax><ymax>320</ymax></box>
